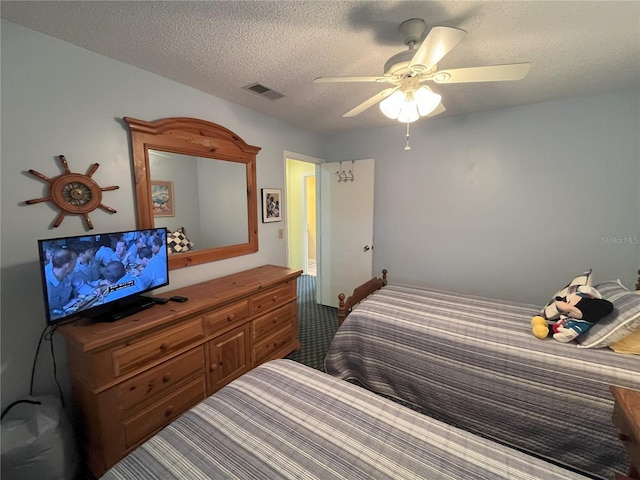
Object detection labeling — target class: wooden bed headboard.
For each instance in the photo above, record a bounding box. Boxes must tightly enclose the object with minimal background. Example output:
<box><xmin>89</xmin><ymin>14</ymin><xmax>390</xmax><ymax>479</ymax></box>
<box><xmin>337</xmin><ymin>267</ymin><xmax>640</xmax><ymax>326</ymax></box>
<box><xmin>337</xmin><ymin>269</ymin><xmax>387</xmax><ymax>325</ymax></box>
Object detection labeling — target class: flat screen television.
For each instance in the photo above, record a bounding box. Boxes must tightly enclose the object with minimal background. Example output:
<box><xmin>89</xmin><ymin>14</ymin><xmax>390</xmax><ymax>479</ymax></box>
<box><xmin>38</xmin><ymin>227</ymin><xmax>169</xmax><ymax>325</ymax></box>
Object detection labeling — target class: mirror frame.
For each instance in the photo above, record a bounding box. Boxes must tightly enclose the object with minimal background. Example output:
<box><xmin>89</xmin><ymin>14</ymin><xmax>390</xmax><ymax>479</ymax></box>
<box><xmin>124</xmin><ymin>116</ymin><xmax>260</xmax><ymax>270</ymax></box>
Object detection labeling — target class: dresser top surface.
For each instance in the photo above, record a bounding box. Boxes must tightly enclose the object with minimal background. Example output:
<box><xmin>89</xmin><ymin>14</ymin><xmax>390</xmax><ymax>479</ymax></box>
<box><xmin>58</xmin><ymin>264</ymin><xmax>302</xmax><ymax>351</ymax></box>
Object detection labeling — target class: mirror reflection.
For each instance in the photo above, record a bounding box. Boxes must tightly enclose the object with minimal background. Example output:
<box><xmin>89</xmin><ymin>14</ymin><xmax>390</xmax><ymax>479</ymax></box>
<box><xmin>148</xmin><ymin>150</ymin><xmax>249</xmax><ymax>250</ymax></box>
<box><xmin>125</xmin><ymin>116</ymin><xmax>260</xmax><ymax>270</ymax></box>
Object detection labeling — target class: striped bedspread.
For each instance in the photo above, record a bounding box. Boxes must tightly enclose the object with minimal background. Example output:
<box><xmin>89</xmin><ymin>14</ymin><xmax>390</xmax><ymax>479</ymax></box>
<box><xmin>103</xmin><ymin>359</ymin><xmax>590</xmax><ymax>480</ymax></box>
<box><xmin>325</xmin><ymin>284</ymin><xmax>640</xmax><ymax>480</ymax></box>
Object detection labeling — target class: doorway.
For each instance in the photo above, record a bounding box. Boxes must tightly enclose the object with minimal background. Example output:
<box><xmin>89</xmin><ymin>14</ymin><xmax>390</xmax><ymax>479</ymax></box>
<box><xmin>285</xmin><ymin>156</ymin><xmax>318</xmax><ymax>276</ymax></box>
<box><xmin>285</xmin><ymin>154</ymin><xmax>375</xmax><ymax>308</ymax></box>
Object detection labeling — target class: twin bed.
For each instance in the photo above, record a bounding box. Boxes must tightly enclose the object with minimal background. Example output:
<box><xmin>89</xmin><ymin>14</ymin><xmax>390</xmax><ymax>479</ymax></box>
<box><xmin>326</xmin><ymin>270</ymin><xmax>640</xmax><ymax>480</ymax></box>
<box><xmin>103</xmin><ymin>269</ymin><xmax>639</xmax><ymax>480</ymax></box>
<box><xmin>103</xmin><ymin>359</ymin><xmax>592</xmax><ymax>480</ymax></box>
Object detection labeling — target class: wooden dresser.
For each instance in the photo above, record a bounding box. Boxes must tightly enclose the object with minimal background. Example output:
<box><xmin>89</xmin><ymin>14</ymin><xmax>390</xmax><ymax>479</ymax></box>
<box><xmin>611</xmin><ymin>385</ymin><xmax>640</xmax><ymax>480</ymax></box>
<box><xmin>58</xmin><ymin>264</ymin><xmax>302</xmax><ymax>477</ymax></box>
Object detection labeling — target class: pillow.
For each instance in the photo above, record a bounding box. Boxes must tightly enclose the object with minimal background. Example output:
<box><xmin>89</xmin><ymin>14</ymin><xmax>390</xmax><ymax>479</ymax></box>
<box><xmin>609</xmin><ymin>327</ymin><xmax>640</xmax><ymax>354</ymax></box>
<box><xmin>576</xmin><ymin>279</ymin><xmax>640</xmax><ymax>349</ymax></box>
<box><xmin>167</xmin><ymin>228</ymin><xmax>195</xmax><ymax>254</ymax></box>
<box><xmin>540</xmin><ymin>269</ymin><xmax>593</xmax><ymax>322</ymax></box>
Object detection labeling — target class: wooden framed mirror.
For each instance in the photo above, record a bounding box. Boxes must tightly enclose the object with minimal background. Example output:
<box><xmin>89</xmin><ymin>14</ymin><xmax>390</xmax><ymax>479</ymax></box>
<box><xmin>124</xmin><ymin>117</ymin><xmax>259</xmax><ymax>270</ymax></box>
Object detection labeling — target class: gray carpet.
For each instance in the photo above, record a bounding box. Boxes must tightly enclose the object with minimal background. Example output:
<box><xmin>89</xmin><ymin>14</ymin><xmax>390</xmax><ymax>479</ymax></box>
<box><xmin>286</xmin><ymin>274</ymin><xmax>339</xmax><ymax>372</ymax></box>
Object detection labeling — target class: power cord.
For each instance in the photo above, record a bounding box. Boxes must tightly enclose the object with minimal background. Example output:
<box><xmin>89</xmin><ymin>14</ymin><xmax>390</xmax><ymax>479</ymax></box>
<box><xmin>29</xmin><ymin>323</ymin><xmax>64</xmax><ymax>407</ymax></box>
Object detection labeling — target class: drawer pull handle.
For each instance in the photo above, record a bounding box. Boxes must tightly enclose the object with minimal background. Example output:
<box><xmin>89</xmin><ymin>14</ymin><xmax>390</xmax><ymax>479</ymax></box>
<box><xmin>165</xmin><ymin>406</ymin><xmax>174</xmax><ymax>417</ymax></box>
<box><xmin>210</xmin><ymin>363</ymin><xmax>217</xmax><ymax>371</ymax></box>
<box><xmin>227</xmin><ymin>314</ymin><xmax>235</xmax><ymax>322</ymax></box>
<box><xmin>160</xmin><ymin>343</ymin><xmax>169</xmax><ymax>351</ymax></box>
<box><xmin>162</xmin><ymin>374</ymin><xmax>171</xmax><ymax>383</ymax></box>
<box><xmin>272</xmin><ymin>295</ymin><xmax>278</xmax><ymax>302</ymax></box>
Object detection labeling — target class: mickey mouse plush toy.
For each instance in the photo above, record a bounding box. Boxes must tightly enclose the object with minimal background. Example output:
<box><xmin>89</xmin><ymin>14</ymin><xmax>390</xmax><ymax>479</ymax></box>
<box><xmin>550</xmin><ymin>293</ymin><xmax>614</xmax><ymax>342</ymax></box>
<box><xmin>531</xmin><ymin>292</ymin><xmax>614</xmax><ymax>342</ymax></box>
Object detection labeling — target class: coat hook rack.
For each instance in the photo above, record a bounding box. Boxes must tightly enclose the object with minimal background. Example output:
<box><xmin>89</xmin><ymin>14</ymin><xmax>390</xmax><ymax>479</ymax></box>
<box><xmin>336</xmin><ymin>161</ymin><xmax>355</xmax><ymax>183</ymax></box>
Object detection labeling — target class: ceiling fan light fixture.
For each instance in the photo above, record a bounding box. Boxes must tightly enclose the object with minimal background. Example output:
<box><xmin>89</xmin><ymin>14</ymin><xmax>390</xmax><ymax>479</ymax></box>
<box><xmin>397</xmin><ymin>102</ymin><xmax>420</xmax><ymax>123</ymax></box>
<box><xmin>379</xmin><ymin>86</ymin><xmax>440</xmax><ymax>123</ymax></box>
<box><xmin>414</xmin><ymin>87</ymin><xmax>441</xmax><ymax>116</ymax></box>
<box><xmin>316</xmin><ymin>19</ymin><xmax>530</xmax><ymax>128</ymax></box>
<box><xmin>379</xmin><ymin>90</ymin><xmax>405</xmax><ymax>119</ymax></box>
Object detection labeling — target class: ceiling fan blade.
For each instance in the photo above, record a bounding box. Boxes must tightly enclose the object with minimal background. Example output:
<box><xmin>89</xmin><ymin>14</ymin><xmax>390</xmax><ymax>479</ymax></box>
<box><xmin>409</xmin><ymin>26</ymin><xmax>466</xmax><ymax>74</ymax></box>
<box><xmin>314</xmin><ymin>76</ymin><xmax>391</xmax><ymax>84</ymax></box>
<box><xmin>343</xmin><ymin>87</ymin><xmax>398</xmax><ymax>117</ymax></box>
<box><xmin>433</xmin><ymin>63</ymin><xmax>531</xmax><ymax>83</ymax></box>
<box><xmin>427</xmin><ymin>101</ymin><xmax>446</xmax><ymax>117</ymax></box>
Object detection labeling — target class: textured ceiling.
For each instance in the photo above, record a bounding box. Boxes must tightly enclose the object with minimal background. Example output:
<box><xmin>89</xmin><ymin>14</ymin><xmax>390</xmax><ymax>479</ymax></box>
<box><xmin>2</xmin><ymin>1</ymin><xmax>639</xmax><ymax>134</ymax></box>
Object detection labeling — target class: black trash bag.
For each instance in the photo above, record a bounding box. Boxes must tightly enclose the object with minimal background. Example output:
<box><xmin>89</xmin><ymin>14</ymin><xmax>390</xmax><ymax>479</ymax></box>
<box><xmin>1</xmin><ymin>395</ymin><xmax>78</xmax><ymax>480</ymax></box>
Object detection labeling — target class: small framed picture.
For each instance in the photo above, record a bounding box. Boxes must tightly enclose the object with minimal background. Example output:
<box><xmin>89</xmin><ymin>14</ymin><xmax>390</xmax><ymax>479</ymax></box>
<box><xmin>151</xmin><ymin>180</ymin><xmax>175</xmax><ymax>217</ymax></box>
<box><xmin>261</xmin><ymin>188</ymin><xmax>282</xmax><ymax>223</ymax></box>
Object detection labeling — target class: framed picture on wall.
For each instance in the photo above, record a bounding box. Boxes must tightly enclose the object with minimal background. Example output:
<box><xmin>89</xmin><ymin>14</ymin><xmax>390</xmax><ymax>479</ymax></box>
<box><xmin>151</xmin><ymin>180</ymin><xmax>175</xmax><ymax>217</ymax></box>
<box><xmin>262</xmin><ymin>188</ymin><xmax>282</xmax><ymax>223</ymax></box>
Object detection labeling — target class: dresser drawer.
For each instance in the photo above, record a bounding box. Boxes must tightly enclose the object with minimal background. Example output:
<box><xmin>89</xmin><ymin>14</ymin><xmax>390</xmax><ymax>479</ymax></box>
<box><xmin>253</xmin><ymin>302</ymin><xmax>295</xmax><ymax>343</ymax></box>
<box><xmin>203</xmin><ymin>300</ymin><xmax>249</xmax><ymax>336</ymax></box>
<box><xmin>250</xmin><ymin>281</ymin><xmax>295</xmax><ymax>315</ymax></box>
<box><xmin>123</xmin><ymin>376</ymin><xmax>206</xmax><ymax>449</ymax></box>
<box><xmin>119</xmin><ymin>347</ymin><xmax>205</xmax><ymax>413</ymax></box>
<box><xmin>113</xmin><ymin>318</ymin><xmax>204</xmax><ymax>377</ymax></box>
<box><xmin>253</xmin><ymin>325</ymin><xmax>294</xmax><ymax>365</ymax></box>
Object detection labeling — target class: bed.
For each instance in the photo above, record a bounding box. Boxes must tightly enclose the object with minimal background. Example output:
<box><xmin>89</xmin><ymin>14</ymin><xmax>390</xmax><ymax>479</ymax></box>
<box><xmin>102</xmin><ymin>359</ymin><xmax>591</xmax><ymax>480</ymax></box>
<box><xmin>325</xmin><ymin>269</ymin><xmax>640</xmax><ymax>480</ymax></box>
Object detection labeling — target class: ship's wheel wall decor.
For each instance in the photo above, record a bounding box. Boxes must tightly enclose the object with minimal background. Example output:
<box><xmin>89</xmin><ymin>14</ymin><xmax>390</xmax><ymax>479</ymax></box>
<box><xmin>25</xmin><ymin>155</ymin><xmax>119</xmax><ymax>229</ymax></box>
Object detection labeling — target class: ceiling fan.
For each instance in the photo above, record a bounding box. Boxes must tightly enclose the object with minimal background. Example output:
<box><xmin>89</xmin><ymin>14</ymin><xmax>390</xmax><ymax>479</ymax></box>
<box><xmin>314</xmin><ymin>18</ymin><xmax>531</xmax><ymax>122</ymax></box>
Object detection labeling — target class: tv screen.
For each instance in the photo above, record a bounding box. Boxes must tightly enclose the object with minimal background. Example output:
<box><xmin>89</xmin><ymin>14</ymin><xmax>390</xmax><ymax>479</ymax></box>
<box><xmin>38</xmin><ymin>227</ymin><xmax>169</xmax><ymax>325</ymax></box>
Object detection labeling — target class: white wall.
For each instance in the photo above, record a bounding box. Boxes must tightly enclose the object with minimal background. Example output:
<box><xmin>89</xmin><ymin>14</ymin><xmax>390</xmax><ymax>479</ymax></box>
<box><xmin>0</xmin><ymin>20</ymin><xmax>325</xmax><ymax>409</ymax></box>
<box><xmin>326</xmin><ymin>89</ymin><xmax>640</xmax><ymax>303</ymax></box>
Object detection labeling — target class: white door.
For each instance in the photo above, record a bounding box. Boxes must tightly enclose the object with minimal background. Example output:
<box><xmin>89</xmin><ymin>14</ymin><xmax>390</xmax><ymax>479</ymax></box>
<box><xmin>317</xmin><ymin>158</ymin><xmax>375</xmax><ymax>308</ymax></box>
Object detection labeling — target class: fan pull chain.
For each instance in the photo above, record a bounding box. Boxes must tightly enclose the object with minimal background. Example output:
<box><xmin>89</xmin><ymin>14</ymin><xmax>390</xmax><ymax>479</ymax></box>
<box><xmin>404</xmin><ymin>122</ymin><xmax>411</xmax><ymax>151</ymax></box>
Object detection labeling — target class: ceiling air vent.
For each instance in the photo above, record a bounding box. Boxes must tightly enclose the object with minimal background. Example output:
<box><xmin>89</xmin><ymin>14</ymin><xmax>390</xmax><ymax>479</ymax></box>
<box><xmin>242</xmin><ymin>83</ymin><xmax>285</xmax><ymax>100</ymax></box>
